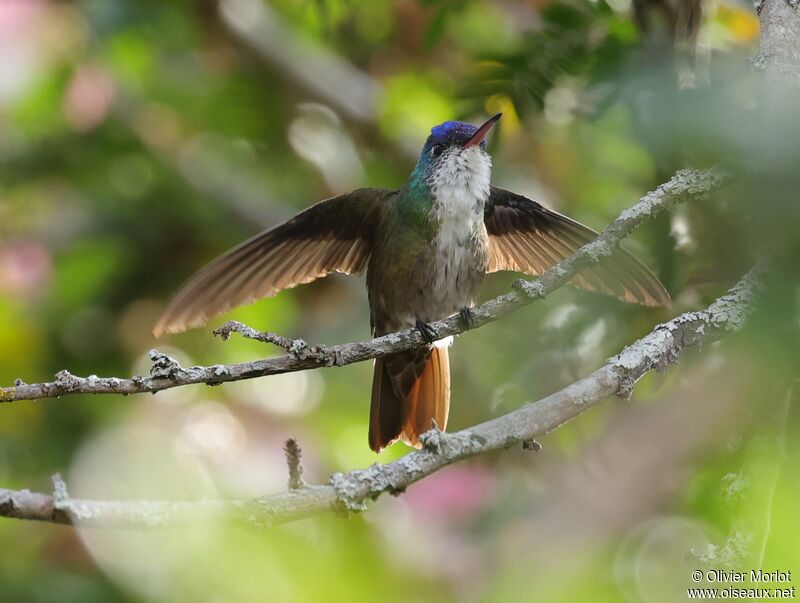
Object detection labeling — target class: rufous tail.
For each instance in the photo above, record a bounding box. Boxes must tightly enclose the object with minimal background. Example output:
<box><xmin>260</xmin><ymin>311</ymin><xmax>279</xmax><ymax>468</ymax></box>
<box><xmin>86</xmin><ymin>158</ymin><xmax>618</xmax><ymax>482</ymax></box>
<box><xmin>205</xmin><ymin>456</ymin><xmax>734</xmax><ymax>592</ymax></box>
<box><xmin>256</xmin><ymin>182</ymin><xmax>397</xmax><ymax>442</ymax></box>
<box><xmin>368</xmin><ymin>346</ymin><xmax>450</xmax><ymax>452</ymax></box>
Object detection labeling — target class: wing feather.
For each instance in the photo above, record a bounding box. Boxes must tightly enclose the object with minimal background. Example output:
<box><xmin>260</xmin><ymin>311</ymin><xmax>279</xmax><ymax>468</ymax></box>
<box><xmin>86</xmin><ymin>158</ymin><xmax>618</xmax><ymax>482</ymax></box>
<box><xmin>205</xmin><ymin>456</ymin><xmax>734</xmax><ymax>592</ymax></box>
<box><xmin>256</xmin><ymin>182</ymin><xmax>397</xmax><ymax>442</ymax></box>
<box><xmin>154</xmin><ymin>188</ymin><xmax>392</xmax><ymax>335</ymax></box>
<box><xmin>484</xmin><ymin>187</ymin><xmax>670</xmax><ymax>307</ymax></box>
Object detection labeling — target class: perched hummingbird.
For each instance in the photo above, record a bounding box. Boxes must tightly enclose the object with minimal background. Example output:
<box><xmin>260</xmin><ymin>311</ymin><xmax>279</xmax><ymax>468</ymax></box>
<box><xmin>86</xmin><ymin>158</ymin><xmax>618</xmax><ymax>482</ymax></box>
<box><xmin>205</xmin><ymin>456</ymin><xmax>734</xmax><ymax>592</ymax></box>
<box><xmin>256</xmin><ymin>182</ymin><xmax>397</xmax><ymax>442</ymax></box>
<box><xmin>154</xmin><ymin>114</ymin><xmax>669</xmax><ymax>452</ymax></box>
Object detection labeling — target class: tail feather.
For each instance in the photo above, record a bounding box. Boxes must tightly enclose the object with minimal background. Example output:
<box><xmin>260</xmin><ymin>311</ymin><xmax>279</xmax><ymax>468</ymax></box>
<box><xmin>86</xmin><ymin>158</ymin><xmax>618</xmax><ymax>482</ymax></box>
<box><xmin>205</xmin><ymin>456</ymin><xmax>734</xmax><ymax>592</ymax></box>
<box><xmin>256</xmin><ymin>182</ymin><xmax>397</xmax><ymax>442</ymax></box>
<box><xmin>368</xmin><ymin>356</ymin><xmax>403</xmax><ymax>452</ymax></box>
<box><xmin>368</xmin><ymin>347</ymin><xmax>451</xmax><ymax>452</ymax></box>
<box><xmin>405</xmin><ymin>345</ymin><xmax>449</xmax><ymax>440</ymax></box>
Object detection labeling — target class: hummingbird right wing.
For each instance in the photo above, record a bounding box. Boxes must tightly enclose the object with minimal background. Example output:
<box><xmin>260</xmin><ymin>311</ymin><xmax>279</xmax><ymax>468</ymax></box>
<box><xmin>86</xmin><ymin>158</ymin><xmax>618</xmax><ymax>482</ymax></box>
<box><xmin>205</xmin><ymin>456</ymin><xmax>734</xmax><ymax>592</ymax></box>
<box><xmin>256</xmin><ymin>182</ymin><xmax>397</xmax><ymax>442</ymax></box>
<box><xmin>484</xmin><ymin>187</ymin><xmax>670</xmax><ymax>307</ymax></box>
<box><xmin>154</xmin><ymin>188</ymin><xmax>394</xmax><ymax>336</ymax></box>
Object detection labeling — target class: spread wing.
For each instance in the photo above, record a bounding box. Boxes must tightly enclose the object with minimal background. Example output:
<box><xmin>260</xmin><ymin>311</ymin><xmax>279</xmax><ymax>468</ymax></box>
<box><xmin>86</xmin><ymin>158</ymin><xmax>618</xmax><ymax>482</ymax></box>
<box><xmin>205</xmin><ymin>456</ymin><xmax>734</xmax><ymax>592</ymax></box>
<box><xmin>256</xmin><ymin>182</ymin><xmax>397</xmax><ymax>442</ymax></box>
<box><xmin>484</xmin><ymin>187</ymin><xmax>670</xmax><ymax>307</ymax></box>
<box><xmin>154</xmin><ymin>188</ymin><xmax>393</xmax><ymax>336</ymax></box>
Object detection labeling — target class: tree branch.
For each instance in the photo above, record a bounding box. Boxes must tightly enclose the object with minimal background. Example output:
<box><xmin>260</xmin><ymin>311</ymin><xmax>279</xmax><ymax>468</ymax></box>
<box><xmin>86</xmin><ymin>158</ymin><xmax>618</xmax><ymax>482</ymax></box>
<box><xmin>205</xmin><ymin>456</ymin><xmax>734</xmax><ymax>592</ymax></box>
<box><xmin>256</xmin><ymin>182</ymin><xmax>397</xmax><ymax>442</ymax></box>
<box><xmin>0</xmin><ymin>167</ymin><xmax>729</xmax><ymax>404</ymax></box>
<box><xmin>758</xmin><ymin>0</ymin><xmax>800</xmax><ymax>90</ymax></box>
<box><xmin>0</xmin><ymin>262</ymin><xmax>765</xmax><ymax>528</ymax></box>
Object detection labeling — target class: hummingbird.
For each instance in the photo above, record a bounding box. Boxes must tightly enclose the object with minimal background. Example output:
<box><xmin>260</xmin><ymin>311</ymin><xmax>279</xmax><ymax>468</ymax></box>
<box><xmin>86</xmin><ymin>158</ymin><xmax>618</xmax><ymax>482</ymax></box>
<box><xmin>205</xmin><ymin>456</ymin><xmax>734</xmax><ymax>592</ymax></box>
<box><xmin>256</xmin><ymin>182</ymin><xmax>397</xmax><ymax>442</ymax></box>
<box><xmin>154</xmin><ymin>114</ymin><xmax>669</xmax><ymax>452</ymax></box>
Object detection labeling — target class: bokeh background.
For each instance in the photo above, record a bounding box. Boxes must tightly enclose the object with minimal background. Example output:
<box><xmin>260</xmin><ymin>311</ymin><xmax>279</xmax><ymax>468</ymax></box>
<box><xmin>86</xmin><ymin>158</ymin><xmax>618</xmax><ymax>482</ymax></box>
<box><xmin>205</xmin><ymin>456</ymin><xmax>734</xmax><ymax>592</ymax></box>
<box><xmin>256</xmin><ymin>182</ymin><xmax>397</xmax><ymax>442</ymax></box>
<box><xmin>1</xmin><ymin>0</ymin><xmax>798</xmax><ymax>601</ymax></box>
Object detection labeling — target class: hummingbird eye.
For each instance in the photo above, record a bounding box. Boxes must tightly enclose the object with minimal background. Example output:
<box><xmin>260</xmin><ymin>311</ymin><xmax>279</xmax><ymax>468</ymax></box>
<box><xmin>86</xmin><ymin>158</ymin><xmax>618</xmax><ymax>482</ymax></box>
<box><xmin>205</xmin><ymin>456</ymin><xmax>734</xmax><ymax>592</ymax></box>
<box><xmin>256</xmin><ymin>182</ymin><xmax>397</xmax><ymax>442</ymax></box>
<box><xmin>431</xmin><ymin>144</ymin><xmax>444</xmax><ymax>157</ymax></box>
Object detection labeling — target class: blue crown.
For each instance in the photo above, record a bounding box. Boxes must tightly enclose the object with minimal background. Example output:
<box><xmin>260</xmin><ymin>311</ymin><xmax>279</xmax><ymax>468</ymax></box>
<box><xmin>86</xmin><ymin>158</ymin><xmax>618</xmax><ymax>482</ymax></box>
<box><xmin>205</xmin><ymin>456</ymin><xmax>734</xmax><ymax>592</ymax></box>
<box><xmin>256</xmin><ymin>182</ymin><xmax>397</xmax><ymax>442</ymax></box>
<box><xmin>429</xmin><ymin>121</ymin><xmax>478</xmax><ymax>145</ymax></box>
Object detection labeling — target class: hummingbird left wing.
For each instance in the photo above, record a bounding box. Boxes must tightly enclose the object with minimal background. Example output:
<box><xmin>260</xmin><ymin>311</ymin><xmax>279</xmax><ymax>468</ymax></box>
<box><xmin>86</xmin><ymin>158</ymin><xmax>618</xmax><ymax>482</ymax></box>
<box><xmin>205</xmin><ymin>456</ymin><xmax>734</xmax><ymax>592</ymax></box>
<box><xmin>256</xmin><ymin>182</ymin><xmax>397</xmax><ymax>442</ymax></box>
<box><xmin>154</xmin><ymin>188</ymin><xmax>393</xmax><ymax>336</ymax></box>
<box><xmin>484</xmin><ymin>187</ymin><xmax>670</xmax><ymax>307</ymax></box>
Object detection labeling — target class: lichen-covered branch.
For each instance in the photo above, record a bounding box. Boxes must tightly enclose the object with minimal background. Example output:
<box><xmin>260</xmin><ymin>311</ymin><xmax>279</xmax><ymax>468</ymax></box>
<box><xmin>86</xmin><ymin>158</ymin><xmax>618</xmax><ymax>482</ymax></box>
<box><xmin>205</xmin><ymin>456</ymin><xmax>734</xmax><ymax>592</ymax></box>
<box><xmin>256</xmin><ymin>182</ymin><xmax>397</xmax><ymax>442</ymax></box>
<box><xmin>0</xmin><ymin>263</ymin><xmax>764</xmax><ymax>528</ymax></box>
<box><xmin>0</xmin><ymin>167</ymin><xmax>729</xmax><ymax>405</ymax></box>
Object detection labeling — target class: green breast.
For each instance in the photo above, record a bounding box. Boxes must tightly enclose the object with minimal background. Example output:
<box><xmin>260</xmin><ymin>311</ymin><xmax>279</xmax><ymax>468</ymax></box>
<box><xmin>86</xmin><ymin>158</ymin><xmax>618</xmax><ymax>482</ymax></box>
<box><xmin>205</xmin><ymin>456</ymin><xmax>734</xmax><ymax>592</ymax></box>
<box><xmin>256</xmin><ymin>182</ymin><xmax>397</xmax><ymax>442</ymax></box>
<box><xmin>393</xmin><ymin>181</ymin><xmax>438</xmax><ymax>241</ymax></box>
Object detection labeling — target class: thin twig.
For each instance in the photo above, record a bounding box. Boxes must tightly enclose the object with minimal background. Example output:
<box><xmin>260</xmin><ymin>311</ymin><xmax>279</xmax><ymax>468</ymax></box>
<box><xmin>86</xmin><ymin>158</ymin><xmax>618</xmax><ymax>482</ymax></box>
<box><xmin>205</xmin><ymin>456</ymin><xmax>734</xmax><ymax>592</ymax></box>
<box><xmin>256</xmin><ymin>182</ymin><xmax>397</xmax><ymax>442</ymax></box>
<box><xmin>0</xmin><ymin>168</ymin><xmax>729</xmax><ymax>404</ymax></box>
<box><xmin>214</xmin><ymin>321</ymin><xmax>296</xmax><ymax>349</ymax></box>
<box><xmin>284</xmin><ymin>438</ymin><xmax>306</xmax><ymax>490</ymax></box>
<box><xmin>213</xmin><ymin>321</ymin><xmax>329</xmax><ymax>360</ymax></box>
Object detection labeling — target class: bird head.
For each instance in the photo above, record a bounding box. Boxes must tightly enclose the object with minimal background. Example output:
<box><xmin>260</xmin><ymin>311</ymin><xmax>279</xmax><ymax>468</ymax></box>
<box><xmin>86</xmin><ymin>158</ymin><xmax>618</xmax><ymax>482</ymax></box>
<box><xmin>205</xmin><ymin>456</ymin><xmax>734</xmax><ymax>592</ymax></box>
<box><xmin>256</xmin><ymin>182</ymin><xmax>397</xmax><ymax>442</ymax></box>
<box><xmin>413</xmin><ymin>113</ymin><xmax>501</xmax><ymax>200</ymax></box>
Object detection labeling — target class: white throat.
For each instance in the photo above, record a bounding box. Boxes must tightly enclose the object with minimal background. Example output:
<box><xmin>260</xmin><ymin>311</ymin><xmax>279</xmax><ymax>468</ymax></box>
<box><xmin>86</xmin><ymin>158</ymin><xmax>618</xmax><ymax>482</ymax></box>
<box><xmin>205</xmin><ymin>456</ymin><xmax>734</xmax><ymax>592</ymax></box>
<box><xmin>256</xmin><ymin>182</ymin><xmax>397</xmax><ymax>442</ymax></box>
<box><xmin>429</xmin><ymin>146</ymin><xmax>492</xmax><ymax>213</ymax></box>
<box><xmin>428</xmin><ymin>146</ymin><xmax>491</xmax><ymax>256</ymax></box>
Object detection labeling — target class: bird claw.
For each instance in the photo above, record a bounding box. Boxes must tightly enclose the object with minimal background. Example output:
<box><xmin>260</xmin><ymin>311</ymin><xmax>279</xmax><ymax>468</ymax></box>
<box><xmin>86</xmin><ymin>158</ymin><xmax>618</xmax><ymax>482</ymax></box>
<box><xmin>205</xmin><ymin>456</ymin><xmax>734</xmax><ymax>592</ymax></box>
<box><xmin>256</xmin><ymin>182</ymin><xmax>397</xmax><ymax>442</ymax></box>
<box><xmin>415</xmin><ymin>319</ymin><xmax>438</xmax><ymax>344</ymax></box>
<box><xmin>459</xmin><ymin>307</ymin><xmax>475</xmax><ymax>329</ymax></box>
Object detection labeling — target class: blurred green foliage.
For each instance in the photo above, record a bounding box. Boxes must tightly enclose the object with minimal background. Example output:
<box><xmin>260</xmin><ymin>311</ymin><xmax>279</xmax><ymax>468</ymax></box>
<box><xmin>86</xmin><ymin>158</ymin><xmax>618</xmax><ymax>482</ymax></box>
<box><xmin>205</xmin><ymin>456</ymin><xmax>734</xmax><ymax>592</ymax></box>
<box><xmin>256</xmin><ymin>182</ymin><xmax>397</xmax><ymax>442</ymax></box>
<box><xmin>0</xmin><ymin>0</ymin><xmax>798</xmax><ymax>602</ymax></box>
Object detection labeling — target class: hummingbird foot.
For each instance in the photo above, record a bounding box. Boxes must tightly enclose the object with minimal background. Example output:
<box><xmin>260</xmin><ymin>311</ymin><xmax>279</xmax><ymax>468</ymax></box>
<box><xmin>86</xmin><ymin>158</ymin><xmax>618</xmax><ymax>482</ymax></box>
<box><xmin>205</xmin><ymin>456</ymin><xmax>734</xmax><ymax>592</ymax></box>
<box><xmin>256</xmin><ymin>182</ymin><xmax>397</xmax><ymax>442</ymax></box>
<box><xmin>459</xmin><ymin>307</ymin><xmax>475</xmax><ymax>329</ymax></box>
<box><xmin>415</xmin><ymin>319</ymin><xmax>438</xmax><ymax>344</ymax></box>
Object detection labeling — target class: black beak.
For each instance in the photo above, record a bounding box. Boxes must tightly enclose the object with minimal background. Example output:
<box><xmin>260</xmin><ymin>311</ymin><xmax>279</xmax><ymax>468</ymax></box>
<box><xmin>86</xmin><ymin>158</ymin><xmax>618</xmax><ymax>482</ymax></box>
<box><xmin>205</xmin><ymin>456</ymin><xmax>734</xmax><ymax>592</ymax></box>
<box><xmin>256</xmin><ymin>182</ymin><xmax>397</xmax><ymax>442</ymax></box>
<box><xmin>463</xmin><ymin>113</ymin><xmax>501</xmax><ymax>148</ymax></box>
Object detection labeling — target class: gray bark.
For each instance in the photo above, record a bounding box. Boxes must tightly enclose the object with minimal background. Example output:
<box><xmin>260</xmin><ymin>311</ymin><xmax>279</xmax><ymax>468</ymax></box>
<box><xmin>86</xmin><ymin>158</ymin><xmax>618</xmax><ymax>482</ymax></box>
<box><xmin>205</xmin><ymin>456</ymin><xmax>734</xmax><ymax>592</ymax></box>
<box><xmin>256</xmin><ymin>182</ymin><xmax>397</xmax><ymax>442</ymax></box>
<box><xmin>759</xmin><ymin>0</ymin><xmax>800</xmax><ymax>90</ymax></box>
